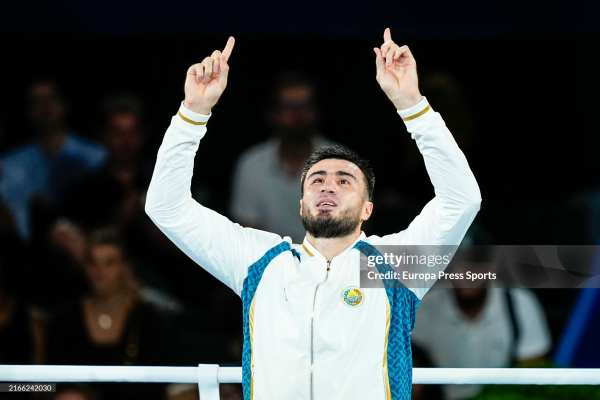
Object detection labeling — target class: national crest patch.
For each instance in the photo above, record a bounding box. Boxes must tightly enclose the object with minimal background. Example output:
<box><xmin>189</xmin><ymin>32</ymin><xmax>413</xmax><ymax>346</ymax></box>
<box><xmin>342</xmin><ymin>286</ymin><xmax>364</xmax><ymax>307</ymax></box>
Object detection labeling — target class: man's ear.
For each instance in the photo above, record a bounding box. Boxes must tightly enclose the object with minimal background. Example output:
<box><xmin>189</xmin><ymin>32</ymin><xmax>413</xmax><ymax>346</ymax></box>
<box><xmin>361</xmin><ymin>201</ymin><xmax>374</xmax><ymax>221</ymax></box>
<box><xmin>299</xmin><ymin>199</ymin><xmax>303</xmax><ymax>217</ymax></box>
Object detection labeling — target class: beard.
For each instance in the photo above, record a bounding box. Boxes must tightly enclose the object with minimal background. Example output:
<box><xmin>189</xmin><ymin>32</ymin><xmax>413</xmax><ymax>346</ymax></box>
<box><xmin>301</xmin><ymin>203</ymin><xmax>363</xmax><ymax>239</ymax></box>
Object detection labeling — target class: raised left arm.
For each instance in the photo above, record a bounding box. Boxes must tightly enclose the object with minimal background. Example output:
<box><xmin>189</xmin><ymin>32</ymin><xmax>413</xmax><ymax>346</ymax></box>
<box><xmin>371</xmin><ymin>29</ymin><xmax>481</xmax><ymax>247</ymax></box>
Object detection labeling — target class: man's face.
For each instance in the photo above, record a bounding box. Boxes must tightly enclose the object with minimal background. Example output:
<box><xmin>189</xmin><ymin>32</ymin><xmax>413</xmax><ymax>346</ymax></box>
<box><xmin>29</xmin><ymin>83</ymin><xmax>65</xmax><ymax>131</ymax></box>
<box><xmin>272</xmin><ymin>85</ymin><xmax>316</xmax><ymax>138</ymax></box>
<box><xmin>85</xmin><ymin>244</ymin><xmax>129</xmax><ymax>296</ymax></box>
<box><xmin>105</xmin><ymin>112</ymin><xmax>143</xmax><ymax>164</ymax></box>
<box><xmin>300</xmin><ymin>159</ymin><xmax>372</xmax><ymax>238</ymax></box>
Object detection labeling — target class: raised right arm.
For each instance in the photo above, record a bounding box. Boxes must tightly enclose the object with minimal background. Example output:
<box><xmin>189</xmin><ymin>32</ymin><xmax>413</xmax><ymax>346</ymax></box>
<box><xmin>145</xmin><ymin>38</ymin><xmax>282</xmax><ymax>296</ymax></box>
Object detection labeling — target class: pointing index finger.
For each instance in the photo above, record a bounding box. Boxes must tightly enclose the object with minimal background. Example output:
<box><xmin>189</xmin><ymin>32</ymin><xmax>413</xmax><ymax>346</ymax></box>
<box><xmin>383</xmin><ymin>28</ymin><xmax>391</xmax><ymax>43</ymax></box>
<box><xmin>222</xmin><ymin>36</ymin><xmax>235</xmax><ymax>62</ymax></box>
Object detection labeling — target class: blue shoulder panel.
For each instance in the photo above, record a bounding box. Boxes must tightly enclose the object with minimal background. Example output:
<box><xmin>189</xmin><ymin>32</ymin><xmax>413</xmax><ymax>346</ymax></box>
<box><xmin>241</xmin><ymin>241</ymin><xmax>293</xmax><ymax>400</ymax></box>
<box><xmin>291</xmin><ymin>248</ymin><xmax>301</xmax><ymax>262</ymax></box>
<box><xmin>354</xmin><ymin>240</ymin><xmax>421</xmax><ymax>400</ymax></box>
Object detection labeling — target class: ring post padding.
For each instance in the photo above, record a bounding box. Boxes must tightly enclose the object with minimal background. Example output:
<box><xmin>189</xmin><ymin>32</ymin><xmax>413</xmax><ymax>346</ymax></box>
<box><xmin>197</xmin><ymin>364</ymin><xmax>220</xmax><ymax>400</ymax></box>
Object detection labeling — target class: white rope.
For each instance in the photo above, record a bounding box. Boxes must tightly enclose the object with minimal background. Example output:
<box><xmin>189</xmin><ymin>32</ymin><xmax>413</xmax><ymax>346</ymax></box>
<box><xmin>1</xmin><ymin>365</ymin><xmax>600</xmax><ymax>385</ymax></box>
<box><xmin>0</xmin><ymin>365</ymin><xmax>240</xmax><ymax>383</ymax></box>
<box><xmin>412</xmin><ymin>368</ymin><xmax>600</xmax><ymax>385</ymax></box>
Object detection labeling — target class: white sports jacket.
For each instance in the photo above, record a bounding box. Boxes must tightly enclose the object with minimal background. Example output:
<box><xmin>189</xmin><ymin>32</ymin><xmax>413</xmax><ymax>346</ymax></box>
<box><xmin>145</xmin><ymin>97</ymin><xmax>481</xmax><ymax>400</ymax></box>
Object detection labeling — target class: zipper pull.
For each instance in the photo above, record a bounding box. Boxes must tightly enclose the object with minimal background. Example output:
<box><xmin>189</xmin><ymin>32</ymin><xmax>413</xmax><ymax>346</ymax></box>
<box><xmin>326</xmin><ymin>260</ymin><xmax>331</xmax><ymax>272</ymax></box>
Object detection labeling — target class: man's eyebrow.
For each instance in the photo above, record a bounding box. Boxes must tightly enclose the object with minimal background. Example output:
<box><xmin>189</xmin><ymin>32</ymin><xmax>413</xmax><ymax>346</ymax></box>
<box><xmin>307</xmin><ymin>170</ymin><xmax>358</xmax><ymax>181</ymax></box>
<box><xmin>307</xmin><ymin>170</ymin><xmax>327</xmax><ymax>179</ymax></box>
<box><xmin>336</xmin><ymin>171</ymin><xmax>357</xmax><ymax>181</ymax></box>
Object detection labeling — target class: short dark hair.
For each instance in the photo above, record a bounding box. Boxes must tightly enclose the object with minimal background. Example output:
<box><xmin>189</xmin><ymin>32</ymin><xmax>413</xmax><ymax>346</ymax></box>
<box><xmin>301</xmin><ymin>145</ymin><xmax>375</xmax><ymax>201</ymax></box>
<box><xmin>100</xmin><ymin>94</ymin><xmax>144</xmax><ymax>128</ymax></box>
<box><xmin>29</xmin><ymin>79</ymin><xmax>62</xmax><ymax>96</ymax></box>
<box><xmin>88</xmin><ymin>228</ymin><xmax>130</xmax><ymax>262</ymax></box>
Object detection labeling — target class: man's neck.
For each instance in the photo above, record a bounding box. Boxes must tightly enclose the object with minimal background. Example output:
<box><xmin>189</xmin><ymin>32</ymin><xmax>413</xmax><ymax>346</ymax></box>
<box><xmin>455</xmin><ymin>290</ymin><xmax>488</xmax><ymax>320</ymax></box>
<box><xmin>38</xmin><ymin>127</ymin><xmax>68</xmax><ymax>157</ymax></box>
<box><xmin>109</xmin><ymin>160</ymin><xmax>138</xmax><ymax>187</ymax></box>
<box><xmin>306</xmin><ymin>229</ymin><xmax>361</xmax><ymax>261</ymax></box>
<box><xmin>278</xmin><ymin>135</ymin><xmax>314</xmax><ymax>175</ymax></box>
<box><xmin>91</xmin><ymin>287</ymin><xmax>135</xmax><ymax>313</ymax></box>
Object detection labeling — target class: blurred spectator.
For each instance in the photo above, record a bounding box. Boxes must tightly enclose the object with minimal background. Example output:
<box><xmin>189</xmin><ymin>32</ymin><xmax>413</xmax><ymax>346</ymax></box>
<box><xmin>166</xmin><ymin>383</ymin><xmax>242</xmax><ymax>400</ymax></box>
<box><xmin>229</xmin><ymin>72</ymin><xmax>336</xmax><ymax>243</ymax></box>
<box><xmin>49</xmin><ymin>383</ymin><xmax>99</xmax><ymax>400</ymax></box>
<box><xmin>411</xmin><ymin>286</ymin><xmax>552</xmax><ymax>400</ymax></box>
<box><xmin>60</xmin><ymin>94</ymin><xmax>151</xmax><ymax>232</ymax></box>
<box><xmin>125</xmin><ymin>218</ymin><xmax>240</xmax><ymax>365</ymax></box>
<box><xmin>47</xmin><ymin>229</ymin><xmax>169</xmax><ymax>400</ymax></box>
<box><xmin>38</xmin><ymin>94</ymin><xmax>160</xmax><ymax>309</ymax></box>
<box><xmin>219</xmin><ymin>383</ymin><xmax>243</xmax><ymax>400</ymax></box>
<box><xmin>57</xmin><ymin>94</ymin><xmax>227</xmax><ymax>330</ymax></box>
<box><xmin>167</xmin><ymin>384</ymin><xmax>198</xmax><ymax>400</ymax></box>
<box><xmin>0</xmin><ymin>80</ymin><xmax>106</xmax><ymax>240</ymax></box>
<box><xmin>23</xmin><ymin>215</ymin><xmax>91</xmax><ymax>309</ymax></box>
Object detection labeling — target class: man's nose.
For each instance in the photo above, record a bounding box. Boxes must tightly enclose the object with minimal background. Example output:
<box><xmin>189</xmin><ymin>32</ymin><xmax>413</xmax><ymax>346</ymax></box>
<box><xmin>320</xmin><ymin>178</ymin><xmax>336</xmax><ymax>193</ymax></box>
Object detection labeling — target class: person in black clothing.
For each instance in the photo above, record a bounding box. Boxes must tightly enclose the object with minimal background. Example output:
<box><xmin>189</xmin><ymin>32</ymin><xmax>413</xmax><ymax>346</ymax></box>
<box><xmin>47</xmin><ymin>229</ymin><xmax>169</xmax><ymax>400</ymax></box>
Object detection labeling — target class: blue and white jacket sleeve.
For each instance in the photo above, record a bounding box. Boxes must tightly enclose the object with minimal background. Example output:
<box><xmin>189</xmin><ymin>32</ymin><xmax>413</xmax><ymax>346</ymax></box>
<box><xmin>145</xmin><ymin>103</ymin><xmax>282</xmax><ymax>297</ymax></box>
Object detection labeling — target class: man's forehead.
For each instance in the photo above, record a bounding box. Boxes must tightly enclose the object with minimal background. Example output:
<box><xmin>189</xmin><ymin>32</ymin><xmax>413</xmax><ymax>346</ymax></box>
<box><xmin>280</xmin><ymin>84</ymin><xmax>313</xmax><ymax>101</ymax></box>
<box><xmin>307</xmin><ymin>158</ymin><xmax>363</xmax><ymax>176</ymax></box>
<box><xmin>31</xmin><ymin>83</ymin><xmax>56</xmax><ymax>97</ymax></box>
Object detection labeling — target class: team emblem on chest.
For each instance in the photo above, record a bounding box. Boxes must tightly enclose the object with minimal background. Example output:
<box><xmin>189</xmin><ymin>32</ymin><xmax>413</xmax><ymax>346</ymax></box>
<box><xmin>342</xmin><ymin>286</ymin><xmax>364</xmax><ymax>307</ymax></box>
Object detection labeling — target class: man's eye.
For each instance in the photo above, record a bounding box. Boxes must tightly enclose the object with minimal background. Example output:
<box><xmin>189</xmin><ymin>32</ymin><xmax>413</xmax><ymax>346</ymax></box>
<box><xmin>313</xmin><ymin>178</ymin><xmax>323</xmax><ymax>183</ymax></box>
<box><xmin>340</xmin><ymin>179</ymin><xmax>348</xmax><ymax>184</ymax></box>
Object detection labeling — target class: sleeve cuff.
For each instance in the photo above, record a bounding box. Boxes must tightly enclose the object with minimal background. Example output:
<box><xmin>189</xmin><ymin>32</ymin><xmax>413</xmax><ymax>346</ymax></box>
<box><xmin>397</xmin><ymin>97</ymin><xmax>431</xmax><ymax>122</ymax></box>
<box><xmin>177</xmin><ymin>101</ymin><xmax>211</xmax><ymax>126</ymax></box>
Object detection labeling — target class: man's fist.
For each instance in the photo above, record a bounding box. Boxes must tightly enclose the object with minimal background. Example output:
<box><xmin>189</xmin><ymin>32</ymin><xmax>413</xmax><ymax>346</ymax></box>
<box><xmin>374</xmin><ymin>28</ymin><xmax>423</xmax><ymax>110</ymax></box>
<box><xmin>184</xmin><ymin>37</ymin><xmax>235</xmax><ymax>115</ymax></box>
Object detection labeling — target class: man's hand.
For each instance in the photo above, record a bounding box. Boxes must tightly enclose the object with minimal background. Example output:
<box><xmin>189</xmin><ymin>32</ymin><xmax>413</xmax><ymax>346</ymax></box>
<box><xmin>374</xmin><ymin>28</ymin><xmax>423</xmax><ymax>110</ymax></box>
<box><xmin>184</xmin><ymin>37</ymin><xmax>235</xmax><ymax>115</ymax></box>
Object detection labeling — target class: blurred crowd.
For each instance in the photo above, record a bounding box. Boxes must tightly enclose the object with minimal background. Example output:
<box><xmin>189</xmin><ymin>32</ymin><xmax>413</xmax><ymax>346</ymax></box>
<box><xmin>0</xmin><ymin>72</ymin><xmax>597</xmax><ymax>400</ymax></box>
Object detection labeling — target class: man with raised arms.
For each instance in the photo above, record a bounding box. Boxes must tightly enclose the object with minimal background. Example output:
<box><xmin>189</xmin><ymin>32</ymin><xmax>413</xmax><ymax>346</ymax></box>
<box><xmin>146</xmin><ymin>29</ymin><xmax>481</xmax><ymax>400</ymax></box>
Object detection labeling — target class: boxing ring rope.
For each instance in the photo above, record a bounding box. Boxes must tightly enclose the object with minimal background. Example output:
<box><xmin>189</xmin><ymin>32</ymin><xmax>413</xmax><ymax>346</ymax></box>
<box><xmin>1</xmin><ymin>365</ymin><xmax>600</xmax><ymax>399</ymax></box>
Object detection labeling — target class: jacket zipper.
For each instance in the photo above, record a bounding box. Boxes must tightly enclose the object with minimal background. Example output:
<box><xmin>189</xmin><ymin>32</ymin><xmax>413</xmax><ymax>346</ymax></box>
<box><xmin>310</xmin><ymin>259</ymin><xmax>331</xmax><ymax>400</ymax></box>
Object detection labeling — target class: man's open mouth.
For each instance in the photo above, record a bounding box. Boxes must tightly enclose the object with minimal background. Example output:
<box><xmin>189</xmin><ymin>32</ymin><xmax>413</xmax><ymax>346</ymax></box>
<box><xmin>316</xmin><ymin>201</ymin><xmax>337</xmax><ymax>209</ymax></box>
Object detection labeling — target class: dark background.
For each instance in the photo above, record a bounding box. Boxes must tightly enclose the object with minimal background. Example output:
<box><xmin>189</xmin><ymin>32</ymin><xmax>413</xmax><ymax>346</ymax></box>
<box><xmin>2</xmin><ymin>0</ymin><xmax>599</xmax><ymax>245</ymax></box>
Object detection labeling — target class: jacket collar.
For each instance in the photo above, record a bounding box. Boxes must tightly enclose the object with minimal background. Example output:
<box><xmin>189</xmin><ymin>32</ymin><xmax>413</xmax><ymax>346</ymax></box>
<box><xmin>300</xmin><ymin>232</ymin><xmax>367</xmax><ymax>262</ymax></box>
